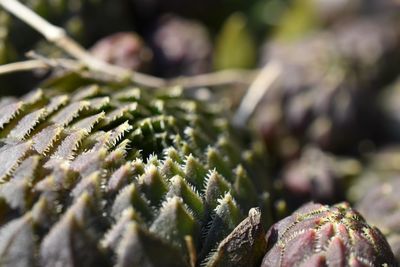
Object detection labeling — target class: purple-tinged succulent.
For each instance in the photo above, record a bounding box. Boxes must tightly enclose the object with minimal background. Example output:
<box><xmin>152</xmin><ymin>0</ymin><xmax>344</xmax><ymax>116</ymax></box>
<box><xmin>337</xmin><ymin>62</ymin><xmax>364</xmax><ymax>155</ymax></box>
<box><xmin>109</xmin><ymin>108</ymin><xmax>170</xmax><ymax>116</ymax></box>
<box><xmin>262</xmin><ymin>202</ymin><xmax>397</xmax><ymax>266</ymax></box>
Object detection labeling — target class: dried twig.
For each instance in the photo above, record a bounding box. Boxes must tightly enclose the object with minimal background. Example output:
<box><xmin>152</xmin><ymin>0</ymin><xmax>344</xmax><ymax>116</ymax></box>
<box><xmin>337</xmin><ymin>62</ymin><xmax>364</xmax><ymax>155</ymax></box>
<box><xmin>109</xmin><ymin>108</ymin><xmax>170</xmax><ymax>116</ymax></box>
<box><xmin>167</xmin><ymin>69</ymin><xmax>260</xmax><ymax>88</ymax></box>
<box><xmin>233</xmin><ymin>61</ymin><xmax>282</xmax><ymax>127</ymax></box>
<box><xmin>0</xmin><ymin>57</ymin><xmax>259</xmax><ymax>88</ymax></box>
<box><xmin>0</xmin><ymin>59</ymin><xmax>48</xmax><ymax>75</ymax></box>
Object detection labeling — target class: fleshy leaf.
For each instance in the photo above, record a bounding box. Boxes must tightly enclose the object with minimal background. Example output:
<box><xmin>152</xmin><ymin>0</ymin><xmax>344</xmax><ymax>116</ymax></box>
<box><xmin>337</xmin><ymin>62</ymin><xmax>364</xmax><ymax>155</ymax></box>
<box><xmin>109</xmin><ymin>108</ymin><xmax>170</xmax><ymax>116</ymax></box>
<box><xmin>137</xmin><ymin>165</ymin><xmax>168</xmax><ymax>206</ymax></box>
<box><xmin>184</xmin><ymin>154</ymin><xmax>207</xmax><ymax>190</ymax></box>
<box><xmin>167</xmin><ymin>175</ymin><xmax>204</xmax><ymax>219</ymax></box>
<box><xmin>0</xmin><ymin>101</ymin><xmax>24</xmax><ymax>129</ymax></box>
<box><xmin>50</xmin><ymin>101</ymin><xmax>90</xmax><ymax>127</ymax></box>
<box><xmin>111</xmin><ymin>183</ymin><xmax>153</xmax><ymax>222</ymax></box>
<box><xmin>8</xmin><ymin>108</ymin><xmax>47</xmax><ymax>140</ymax></box>
<box><xmin>204</xmin><ymin>208</ymin><xmax>267</xmax><ymax>267</ymax></box>
<box><xmin>40</xmin><ymin>212</ymin><xmax>108</xmax><ymax>267</ymax></box>
<box><xmin>0</xmin><ymin>215</ymin><xmax>36</xmax><ymax>267</ymax></box>
<box><xmin>203</xmin><ymin>170</ymin><xmax>231</xmax><ymax>210</ymax></box>
<box><xmin>0</xmin><ymin>140</ymin><xmax>32</xmax><ymax>181</ymax></box>
<box><xmin>150</xmin><ymin>196</ymin><xmax>198</xmax><ymax>253</ymax></box>
<box><xmin>201</xmin><ymin>193</ymin><xmax>242</xmax><ymax>260</ymax></box>
<box><xmin>116</xmin><ymin>222</ymin><xmax>187</xmax><ymax>267</ymax></box>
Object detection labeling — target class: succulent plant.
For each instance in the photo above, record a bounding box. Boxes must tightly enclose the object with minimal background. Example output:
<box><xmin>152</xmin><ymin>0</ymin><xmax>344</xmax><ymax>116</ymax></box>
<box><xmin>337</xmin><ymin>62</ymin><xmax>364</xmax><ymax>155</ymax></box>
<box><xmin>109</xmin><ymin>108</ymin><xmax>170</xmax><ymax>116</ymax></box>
<box><xmin>262</xmin><ymin>202</ymin><xmax>398</xmax><ymax>266</ymax></box>
<box><xmin>256</xmin><ymin>17</ymin><xmax>400</xmax><ymax>154</ymax></box>
<box><xmin>0</xmin><ymin>70</ymin><xmax>272</xmax><ymax>266</ymax></box>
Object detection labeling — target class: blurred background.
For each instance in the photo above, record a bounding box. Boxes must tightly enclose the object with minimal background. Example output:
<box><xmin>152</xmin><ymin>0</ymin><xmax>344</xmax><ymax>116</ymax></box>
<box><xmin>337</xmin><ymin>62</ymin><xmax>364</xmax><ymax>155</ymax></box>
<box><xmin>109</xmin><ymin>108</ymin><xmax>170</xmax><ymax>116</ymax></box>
<box><xmin>2</xmin><ymin>0</ymin><xmax>400</xmax><ymax>184</ymax></box>
<box><xmin>1</xmin><ymin>0</ymin><xmax>400</xmax><ymax>188</ymax></box>
<box><xmin>0</xmin><ymin>0</ymin><xmax>400</xmax><ymax>188</ymax></box>
<box><xmin>0</xmin><ymin>0</ymin><xmax>397</xmax><ymax>91</ymax></box>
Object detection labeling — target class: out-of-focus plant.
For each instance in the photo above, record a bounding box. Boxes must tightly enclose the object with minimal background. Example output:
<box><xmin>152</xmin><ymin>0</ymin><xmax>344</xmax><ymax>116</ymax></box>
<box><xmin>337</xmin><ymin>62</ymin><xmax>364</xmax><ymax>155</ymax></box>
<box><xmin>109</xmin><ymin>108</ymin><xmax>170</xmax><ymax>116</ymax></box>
<box><xmin>214</xmin><ymin>13</ymin><xmax>257</xmax><ymax>70</ymax></box>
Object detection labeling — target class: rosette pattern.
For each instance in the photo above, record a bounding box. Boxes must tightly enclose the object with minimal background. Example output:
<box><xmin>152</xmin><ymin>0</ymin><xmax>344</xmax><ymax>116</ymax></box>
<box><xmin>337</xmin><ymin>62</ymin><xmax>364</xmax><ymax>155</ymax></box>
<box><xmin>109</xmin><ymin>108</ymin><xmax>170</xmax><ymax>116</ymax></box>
<box><xmin>262</xmin><ymin>202</ymin><xmax>397</xmax><ymax>266</ymax></box>
<box><xmin>0</xmin><ymin>73</ymin><xmax>270</xmax><ymax>266</ymax></box>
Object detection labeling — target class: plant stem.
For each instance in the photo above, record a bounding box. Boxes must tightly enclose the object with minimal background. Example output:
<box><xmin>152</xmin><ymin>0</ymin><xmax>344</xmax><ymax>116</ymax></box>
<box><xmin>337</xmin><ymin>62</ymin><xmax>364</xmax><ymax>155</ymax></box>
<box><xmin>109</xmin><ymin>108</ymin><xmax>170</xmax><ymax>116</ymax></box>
<box><xmin>233</xmin><ymin>61</ymin><xmax>282</xmax><ymax>127</ymax></box>
<box><xmin>0</xmin><ymin>60</ymin><xmax>48</xmax><ymax>75</ymax></box>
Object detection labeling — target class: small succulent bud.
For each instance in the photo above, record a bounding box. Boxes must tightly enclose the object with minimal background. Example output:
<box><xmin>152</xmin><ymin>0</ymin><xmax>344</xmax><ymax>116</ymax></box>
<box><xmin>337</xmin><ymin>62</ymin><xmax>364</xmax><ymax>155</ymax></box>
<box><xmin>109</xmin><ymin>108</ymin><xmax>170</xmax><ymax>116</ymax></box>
<box><xmin>262</xmin><ymin>202</ymin><xmax>397</xmax><ymax>266</ymax></box>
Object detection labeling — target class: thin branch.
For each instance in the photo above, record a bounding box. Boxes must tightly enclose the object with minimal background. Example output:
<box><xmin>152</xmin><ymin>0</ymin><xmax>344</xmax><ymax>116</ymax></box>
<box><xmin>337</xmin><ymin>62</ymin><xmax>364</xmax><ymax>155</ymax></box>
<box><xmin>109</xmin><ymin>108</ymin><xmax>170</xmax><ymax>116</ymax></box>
<box><xmin>0</xmin><ymin>51</ymin><xmax>85</xmax><ymax>74</ymax></box>
<box><xmin>167</xmin><ymin>69</ymin><xmax>260</xmax><ymax>88</ymax></box>
<box><xmin>26</xmin><ymin>51</ymin><xmax>84</xmax><ymax>69</ymax></box>
<box><xmin>0</xmin><ymin>60</ymin><xmax>48</xmax><ymax>75</ymax></box>
<box><xmin>0</xmin><ymin>0</ymin><xmax>64</xmax><ymax>42</ymax></box>
<box><xmin>0</xmin><ymin>0</ymin><xmax>91</xmax><ymax>64</ymax></box>
<box><xmin>233</xmin><ymin>61</ymin><xmax>282</xmax><ymax>127</ymax></box>
<box><xmin>0</xmin><ymin>56</ymin><xmax>260</xmax><ymax>89</ymax></box>
<box><xmin>25</xmin><ymin>52</ymin><xmax>134</xmax><ymax>83</ymax></box>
